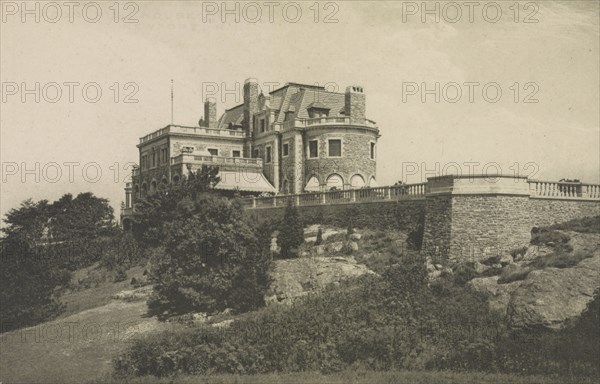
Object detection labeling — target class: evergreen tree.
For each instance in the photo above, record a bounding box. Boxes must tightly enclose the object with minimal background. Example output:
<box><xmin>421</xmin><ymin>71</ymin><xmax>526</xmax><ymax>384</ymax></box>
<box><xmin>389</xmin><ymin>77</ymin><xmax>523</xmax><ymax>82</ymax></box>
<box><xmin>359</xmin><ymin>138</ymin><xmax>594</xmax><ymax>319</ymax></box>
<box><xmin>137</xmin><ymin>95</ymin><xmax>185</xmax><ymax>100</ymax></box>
<box><xmin>277</xmin><ymin>201</ymin><xmax>304</xmax><ymax>258</ymax></box>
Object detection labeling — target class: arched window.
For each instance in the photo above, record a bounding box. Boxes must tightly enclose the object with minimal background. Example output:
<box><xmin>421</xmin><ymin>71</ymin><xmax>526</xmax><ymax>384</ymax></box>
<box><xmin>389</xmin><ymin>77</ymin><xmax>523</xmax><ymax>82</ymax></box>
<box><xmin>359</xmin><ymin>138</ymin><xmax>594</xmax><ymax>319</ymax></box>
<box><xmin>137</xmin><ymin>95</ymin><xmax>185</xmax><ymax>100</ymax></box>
<box><xmin>150</xmin><ymin>180</ymin><xmax>157</xmax><ymax>193</ymax></box>
<box><xmin>350</xmin><ymin>174</ymin><xmax>366</xmax><ymax>188</ymax></box>
<box><xmin>172</xmin><ymin>174</ymin><xmax>181</xmax><ymax>184</ymax></box>
<box><xmin>141</xmin><ymin>183</ymin><xmax>148</xmax><ymax>196</ymax></box>
<box><xmin>326</xmin><ymin>174</ymin><xmax>344</xmax><ymax>190</ymax></box>
<box><xmin>304</xmin><ymin>176</ymin><xmax>320</xmax><ymax>192</ymax></box>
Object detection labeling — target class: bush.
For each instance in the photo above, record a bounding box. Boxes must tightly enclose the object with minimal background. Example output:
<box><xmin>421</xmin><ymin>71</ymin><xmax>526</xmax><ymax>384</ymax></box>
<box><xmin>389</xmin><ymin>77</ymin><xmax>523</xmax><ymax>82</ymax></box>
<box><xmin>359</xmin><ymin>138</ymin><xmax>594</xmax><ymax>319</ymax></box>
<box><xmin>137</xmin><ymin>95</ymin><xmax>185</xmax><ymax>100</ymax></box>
<box><xmin>277</xmin><ymin>202</ymin><xmax>304</xmax><ymax>258</ymax></box>
<box><xmin>115</xmin><ymin>257</ymin><xmax>502</xmax><ymax>378</ymax></box>
<box><xmin>498</xmin><ymin>265</ymin><xmax>532</xmax><ymax>284</ymax></box>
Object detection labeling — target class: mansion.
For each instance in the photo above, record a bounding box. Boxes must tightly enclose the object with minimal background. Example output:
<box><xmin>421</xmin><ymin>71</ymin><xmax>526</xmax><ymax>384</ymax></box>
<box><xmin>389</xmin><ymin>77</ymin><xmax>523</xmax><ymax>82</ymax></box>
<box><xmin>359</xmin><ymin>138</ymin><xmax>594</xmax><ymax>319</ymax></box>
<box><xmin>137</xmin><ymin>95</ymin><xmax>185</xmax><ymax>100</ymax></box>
<box><xmin>122</xmin><ymin>78</ymin><xmax>381</xmax><ymax>219</ymax></box>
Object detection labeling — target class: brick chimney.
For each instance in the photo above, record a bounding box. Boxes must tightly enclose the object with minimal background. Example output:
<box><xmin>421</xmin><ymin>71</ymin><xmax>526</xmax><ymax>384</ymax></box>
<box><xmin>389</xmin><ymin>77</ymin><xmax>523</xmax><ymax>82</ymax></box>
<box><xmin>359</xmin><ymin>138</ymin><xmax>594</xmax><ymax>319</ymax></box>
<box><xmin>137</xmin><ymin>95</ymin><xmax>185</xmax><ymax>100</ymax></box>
<box><xmin>344</xmin><ymin>85</ymin><xmax>365</xmax><ymax>120</ymax></box>
<box><xmin>243</xmin><ymin>78</ymin><xmax>259</xmax><ymax>135</ymax></box>
<box><xmin>204</xmin><ymin>97</ymin><xmax>217</xmax><ymax>128</ymax></box>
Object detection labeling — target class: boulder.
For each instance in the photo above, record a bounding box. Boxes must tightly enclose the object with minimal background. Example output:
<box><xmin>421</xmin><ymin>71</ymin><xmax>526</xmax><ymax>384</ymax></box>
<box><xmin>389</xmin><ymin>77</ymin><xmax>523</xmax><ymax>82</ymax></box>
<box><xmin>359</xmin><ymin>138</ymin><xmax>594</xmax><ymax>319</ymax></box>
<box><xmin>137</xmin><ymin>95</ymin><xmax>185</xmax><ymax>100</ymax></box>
<box><xmin>349</xmin><ymin>241</ymin><xmax>359</xmax><ymax>252</ymax></box>
<box><xmin>468</xmin><ymin>276</ymin><xmax>521</xmax><ymax>317</ymax></box>
<box><xmin>326</xmin><ymin>241</ymin><xmax>344</xmax><ymax>253</ymax></box>
<box><xmin>266</xmin><ymin>257</ymin><xmax>374</xmax><ymax>304</ymax></box>
<box><xmin>508</xmin><ymin>254</ymin><xmax>600</xmax><ymax>329</ymax></box>
<box><xmin>473</xmin><ymin>261</ymin><xmax>491</xmax><ymax>274</ymax></box>
<box><xmin>349</xmin><ymin>233</ymin><xmax>362</xmax><ymax>241</ymax></box>
<box><xmin>391</xmin><ymin>239</ymin><xmax>407</xmax><ymax>256</ymax></box>
<box><xmin>499</xmin><ymin>253</ymin><xmax>514</xmax><ymax>266</ymax></box>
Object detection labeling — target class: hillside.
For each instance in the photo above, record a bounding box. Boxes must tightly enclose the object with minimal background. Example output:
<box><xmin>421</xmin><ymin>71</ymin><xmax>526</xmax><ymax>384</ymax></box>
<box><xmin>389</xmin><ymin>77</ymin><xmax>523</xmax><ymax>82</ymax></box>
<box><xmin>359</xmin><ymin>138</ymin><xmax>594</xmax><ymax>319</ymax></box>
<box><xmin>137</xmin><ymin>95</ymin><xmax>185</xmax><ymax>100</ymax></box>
<box><xmin>1</xmin><ymin>219</ymin><xmax>599</xmax><ymax>383</ymax></box>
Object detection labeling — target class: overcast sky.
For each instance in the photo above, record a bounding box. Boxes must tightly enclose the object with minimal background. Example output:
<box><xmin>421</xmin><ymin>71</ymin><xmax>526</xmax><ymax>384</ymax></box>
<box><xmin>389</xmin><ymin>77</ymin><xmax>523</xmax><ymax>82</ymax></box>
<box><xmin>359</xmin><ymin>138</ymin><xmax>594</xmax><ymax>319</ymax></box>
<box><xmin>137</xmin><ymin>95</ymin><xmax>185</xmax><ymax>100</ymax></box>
<box><xmin>1</xmin><ymin>0</ymin><xmax>599</xmax><ymax>220</ymax></box>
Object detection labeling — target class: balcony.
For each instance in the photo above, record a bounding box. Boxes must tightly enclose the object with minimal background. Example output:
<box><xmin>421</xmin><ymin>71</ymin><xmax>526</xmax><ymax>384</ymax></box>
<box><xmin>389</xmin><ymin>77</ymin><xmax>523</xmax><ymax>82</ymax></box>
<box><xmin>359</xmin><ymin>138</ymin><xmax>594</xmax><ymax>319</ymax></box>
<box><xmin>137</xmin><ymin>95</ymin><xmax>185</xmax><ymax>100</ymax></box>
<box><xmin>139</xmin><ymin>125</ymin><xmax>246</xmax><ymax>145</ymax></box>
<box><xmin>170</xmin><ymin>154</ymin><xmax>263</xmax><ymax>170</ymax></box>
<box><xmin>276</xmin><ymin>116</ymin><xmax>379</xmax><ymax>131</ymax></box>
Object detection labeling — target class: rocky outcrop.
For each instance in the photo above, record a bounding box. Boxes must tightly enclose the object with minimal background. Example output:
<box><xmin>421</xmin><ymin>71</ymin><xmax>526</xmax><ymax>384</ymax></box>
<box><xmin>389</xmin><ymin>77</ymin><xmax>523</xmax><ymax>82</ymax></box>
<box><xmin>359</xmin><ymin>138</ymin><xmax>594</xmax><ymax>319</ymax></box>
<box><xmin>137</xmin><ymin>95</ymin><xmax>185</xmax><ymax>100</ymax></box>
<box><xmin>266</xmin><ymin>256</ymin><xmax>373</xmax><ymax>304</ymax></box>
<box><xmin>507</xmin><ymin>255</ymin><xmax>600</xmax><ymax>329</ymax></box>
<box><xmin>468</xmin><ymin>231</ymin><xmax>600</xmax><ymax>329</ymax></box>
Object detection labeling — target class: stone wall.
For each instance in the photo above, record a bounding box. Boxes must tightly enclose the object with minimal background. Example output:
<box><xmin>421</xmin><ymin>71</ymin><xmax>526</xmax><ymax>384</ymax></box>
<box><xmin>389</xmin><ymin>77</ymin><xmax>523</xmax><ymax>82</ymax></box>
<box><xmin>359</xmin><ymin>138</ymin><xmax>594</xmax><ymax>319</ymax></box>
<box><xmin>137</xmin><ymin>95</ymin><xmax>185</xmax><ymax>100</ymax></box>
<box><xmin>303</xmin><ymin>128</ymin><xmax>377</xmax><ymax>189</ymax></box>
<box><xmin>247</xmin><ymin>199</ymin><xmax>426</xmax><ymax>234</ymax></box>
<box><xmin>422</xmin><ymin>191</ymin><xmax>600</xmax><ymax>263</ymax></box>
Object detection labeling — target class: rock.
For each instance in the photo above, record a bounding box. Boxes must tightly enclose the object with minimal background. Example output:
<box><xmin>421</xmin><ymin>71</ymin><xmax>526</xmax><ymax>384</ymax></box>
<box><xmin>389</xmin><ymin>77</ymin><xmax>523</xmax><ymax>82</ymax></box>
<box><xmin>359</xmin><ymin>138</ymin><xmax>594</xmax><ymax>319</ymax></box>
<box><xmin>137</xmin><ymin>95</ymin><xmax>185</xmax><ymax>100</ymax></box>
<box><xmin>192</xmin><ymin>312</ymin><xmax>208</xmax><ymax>322</ymax></box>
<box><xmin>305</xmin><ymin>236</ymin><xmax>317</xmax><ymax>243</ymax></box>
<box><xmin>391</xmin><ymin>239</ymin><xmax>406</xmax><ymax>256</ymax></box>
<box><xmin>468</xmin><ymin>276</ymin><xmax>521</xmax><ymax>317</ymax></box>
<box><xmin>212</xmin><ymin>319</ymin><xmax>233</xmax><ymax>328</ymax></box>
<box><xmin>499</xmin><ymin>253</ymin><xmax>514</xmax><ymax>266</ymax></box>
<box><xmin>349</xmin><ymin>233</ymin><xmax>362</xmax><ymax>241</ymax></box>
<box><xmin>315</xmin><ymin>245</ymin><xmax>325</xmax><ymax>256</ymax></box>
<box><xmin>430</xmin><ymin>270</ymin><xmax>442</xmax><ymax>280</ymax></box>
<box><xmin>473</xmin><ymin>261</ymin><xmax>490</xmax><ymax>274</ymax></box>
<box><xmin>519</xmin><ymin>245</ymin><xmax>553</xmax><ymax>262</ymax></box>
<box><xmin>266</xmin><ymin>257</ymin><xmax>374</xmax><ymax>304</ymax></box>
<box><xmin>425</xmin><ymin>257</ymin><xmax>436</xmax><ymax>273</ymax></box>
<box><xmin>508</xmin><ymin>254</ymin><xmax>600</xmax><ymax>329</ymax></box>
<box><xmin>349</xmin><ymin>241</ymin><xmax>359</xmax><ymax>252</ymax></box>
<box><xmin>326</xmin><ymin>241</ymin><xmax>344</xmax><ymax>253</ymax></box>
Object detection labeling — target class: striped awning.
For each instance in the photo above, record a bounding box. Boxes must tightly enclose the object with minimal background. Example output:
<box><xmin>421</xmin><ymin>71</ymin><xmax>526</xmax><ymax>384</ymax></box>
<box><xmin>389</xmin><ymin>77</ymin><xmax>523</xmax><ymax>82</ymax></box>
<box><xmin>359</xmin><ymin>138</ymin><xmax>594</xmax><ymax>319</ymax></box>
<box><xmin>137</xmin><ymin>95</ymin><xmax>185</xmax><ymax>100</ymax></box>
<box><xmin>215</xmin><ymin>170</ymin><xmax>277</xmax><ymax>193</ymax></box>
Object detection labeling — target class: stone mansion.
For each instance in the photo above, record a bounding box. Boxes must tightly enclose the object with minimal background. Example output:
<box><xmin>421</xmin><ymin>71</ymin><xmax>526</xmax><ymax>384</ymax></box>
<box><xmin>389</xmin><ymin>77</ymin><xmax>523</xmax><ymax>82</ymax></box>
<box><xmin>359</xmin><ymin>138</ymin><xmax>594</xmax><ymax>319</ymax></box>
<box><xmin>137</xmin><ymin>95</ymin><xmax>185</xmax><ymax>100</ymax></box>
<box><xmin>122</xmin><ymin>78</ymin><xmax>381</xmax><ymax>216</ymax></box>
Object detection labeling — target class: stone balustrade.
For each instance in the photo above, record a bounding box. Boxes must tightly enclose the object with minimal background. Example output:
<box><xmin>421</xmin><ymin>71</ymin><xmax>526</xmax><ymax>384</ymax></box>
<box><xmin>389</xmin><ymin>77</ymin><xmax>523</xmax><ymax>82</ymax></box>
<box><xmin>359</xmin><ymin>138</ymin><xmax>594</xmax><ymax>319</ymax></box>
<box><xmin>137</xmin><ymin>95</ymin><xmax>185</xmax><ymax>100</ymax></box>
<box><xmin>140</xmin><ymin>124</ymin><xmax>246</xmax><ymax>144</ymax></box>
<box><xmin>529</xmin><ymin>180</ymin><xmax>600</xmax><ymax>200</ymax></box>
<box><xmin>246</xmin><ymin>183</ymin><xmax>427</xmax><ymax>209</ymax></box>
<box><xmin>245</xmin><ymin>177</ymin><xmax>600</xmax><ymax>209</ymax></box>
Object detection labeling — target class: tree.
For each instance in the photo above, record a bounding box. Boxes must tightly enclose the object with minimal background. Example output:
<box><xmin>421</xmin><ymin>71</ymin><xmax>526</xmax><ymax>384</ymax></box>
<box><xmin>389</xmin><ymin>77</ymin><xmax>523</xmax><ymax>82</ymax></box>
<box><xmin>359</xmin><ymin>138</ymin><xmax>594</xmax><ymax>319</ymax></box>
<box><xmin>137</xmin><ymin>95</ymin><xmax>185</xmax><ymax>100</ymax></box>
<box><xmin>138</xmin><ymin>166</ymin><xmax>271</xmax><ymax>317</ymax></box>
<box><xmin>277</xmin><ymin>201</ymin><xmax>304</xmax><ymax>258</ymax></box>
<box><xmin>132</xmin><ymin>166</ymin><xmax>220</xmax><ymax>248</ymax></box>
<box><xmin>0</xmin><ymin>200</ymin><xmax>70</xmax><ymax>330</ymax></box>
<box><xmin>50</xmin><ymin>193</ymin><xmax>116</xmax><ymax>241</ymax></box>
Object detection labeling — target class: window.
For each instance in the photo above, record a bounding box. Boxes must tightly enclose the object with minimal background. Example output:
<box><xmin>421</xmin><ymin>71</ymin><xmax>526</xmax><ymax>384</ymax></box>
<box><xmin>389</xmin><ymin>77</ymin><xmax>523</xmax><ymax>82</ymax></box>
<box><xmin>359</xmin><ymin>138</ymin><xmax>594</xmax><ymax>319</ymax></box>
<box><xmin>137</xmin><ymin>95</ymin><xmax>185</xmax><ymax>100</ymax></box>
<box><xmin>152</xmin><ymin>152</ymin><xmax>156</xmax><ymax>167</ymax></box>
<box><xmin>260</xmin><ymin>119</ymin><xmax>266</xmax><ymax>133</ymax></box>
<box><xmin>265</xmin><ymin>146</ymin><xmax>272</xmax><ymax>164</ymax></box>
<box><xmin>370</xmin><ymin>142</ymin><xmax>376</xmax><ymax>160</ymax></box>
<box><xmin>253</xmin><ymin>148</ymin><xmax>260</xmax><ymax>158</ymax></box>
<box><xmin>141</xmin><ymin>155</ymin><xmax>147</xmax><ymax>170</ymax></box>
<box><xmin>232</xmin><ymin>150</ymin><xmax>241</xmax><ymax>158</ymax></box>
<box><xmin>161</xmin><ymin>148</ymin><xmax>168</xmax><ymax>163</ymax></box>
<box><xmin>282</xmin><ymin>143</ymin><xmax>289</xmax><ymax>157</ymax></box>
<box><xmin>328</xmin><ymin>139</ymin><xmax>342</xmax><ymax>157</ymax></box>
<box><xmin>308</xmin><ymin>140</ymin><xmax>318</xmax><ymax>158</ymax></box>
<box><xmin>208</xmin><ymin>148</ymin><xmax>218</xmax><ymax>156</ymax></box>
<box><xmin>284</xmin><ymin>111</ymin><xmax>294</xmax><ymax>121</ymax></box>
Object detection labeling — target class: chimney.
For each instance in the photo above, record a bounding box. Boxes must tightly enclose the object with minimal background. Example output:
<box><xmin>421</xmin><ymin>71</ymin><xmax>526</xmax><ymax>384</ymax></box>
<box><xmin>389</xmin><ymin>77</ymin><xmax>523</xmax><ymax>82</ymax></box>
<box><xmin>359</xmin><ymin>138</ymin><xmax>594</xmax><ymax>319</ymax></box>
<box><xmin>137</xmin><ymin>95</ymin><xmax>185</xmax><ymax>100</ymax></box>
<box><xmin>243</xmin><ymin>78</ymin><xmax>259</xmax><ymax>135</ymax></box>
<box><xmin>204</xmin><ymin>97</ymin><xmax>217</xmax><ymax>128</ymax></box>
<box><xmin>344</xmin><ymin>85</ymin><xmax>366</xmax><ymax>120</ymax></box>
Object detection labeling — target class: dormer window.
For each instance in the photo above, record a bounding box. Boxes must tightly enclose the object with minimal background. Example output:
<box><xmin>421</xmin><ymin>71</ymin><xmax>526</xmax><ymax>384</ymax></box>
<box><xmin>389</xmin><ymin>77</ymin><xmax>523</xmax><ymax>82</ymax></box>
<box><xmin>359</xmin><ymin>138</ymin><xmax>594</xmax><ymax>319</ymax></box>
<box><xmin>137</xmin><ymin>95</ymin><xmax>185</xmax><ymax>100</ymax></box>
<box><xmin>306</xmin><ymin>102</ymin><xmax>330</xmax><ymax>118</ymax></box>
<box><xmin>284</xmin><ymin>111</ymin><xmax>295</xmax><ymax>121</ymax></box>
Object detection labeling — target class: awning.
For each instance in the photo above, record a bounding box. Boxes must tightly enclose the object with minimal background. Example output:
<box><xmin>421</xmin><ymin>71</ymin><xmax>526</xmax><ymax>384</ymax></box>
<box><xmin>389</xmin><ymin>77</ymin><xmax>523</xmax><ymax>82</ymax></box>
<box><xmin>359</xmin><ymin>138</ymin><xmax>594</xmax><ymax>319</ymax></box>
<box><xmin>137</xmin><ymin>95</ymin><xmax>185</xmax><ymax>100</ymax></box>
<box><xmin>215</xmin><ymin>170</ymin><xmax>277</xmax><ymax>193</ymax></box>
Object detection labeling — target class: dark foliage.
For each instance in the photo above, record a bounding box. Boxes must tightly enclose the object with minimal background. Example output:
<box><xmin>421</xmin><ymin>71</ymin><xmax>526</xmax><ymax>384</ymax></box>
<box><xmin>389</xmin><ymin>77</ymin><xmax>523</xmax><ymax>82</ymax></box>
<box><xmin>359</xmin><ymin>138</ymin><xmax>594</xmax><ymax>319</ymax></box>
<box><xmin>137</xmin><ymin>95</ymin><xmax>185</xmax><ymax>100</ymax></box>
<box><xmin>133</xmin><ymin>166</ymin><xmax>271</xmax><ymax>318</ymax></box>
<box><xmin>277</xmin><ymin>202</ymin><xmax>304</xmax><ymax>258</ymax></box>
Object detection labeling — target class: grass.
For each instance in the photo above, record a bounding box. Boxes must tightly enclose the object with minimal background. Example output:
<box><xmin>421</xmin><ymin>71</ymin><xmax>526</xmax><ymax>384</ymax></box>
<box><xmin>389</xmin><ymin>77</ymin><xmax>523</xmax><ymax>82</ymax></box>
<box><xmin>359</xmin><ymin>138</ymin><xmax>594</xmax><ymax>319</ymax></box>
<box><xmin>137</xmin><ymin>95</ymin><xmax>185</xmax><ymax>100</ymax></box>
<box><xmin>93</xmin><ymin>370</ymin><xmax>599</xmax><ymax>384</ymax></box>
<box><xmin>0</xmin><ymin>266</ymin><xmax>176</xmax><ymax>384</ymax></box>
<box><xmin>58</xmin><ymin>265</ymin><xmax>146</xmax><ymax>319</ymax></box>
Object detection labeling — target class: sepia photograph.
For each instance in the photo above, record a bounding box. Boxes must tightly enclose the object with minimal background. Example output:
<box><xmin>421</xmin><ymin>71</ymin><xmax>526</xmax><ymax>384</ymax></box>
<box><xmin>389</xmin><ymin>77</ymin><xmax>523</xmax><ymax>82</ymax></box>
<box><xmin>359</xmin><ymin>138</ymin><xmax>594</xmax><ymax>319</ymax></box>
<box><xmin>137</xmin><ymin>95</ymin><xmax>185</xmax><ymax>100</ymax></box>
<box><xmin>1</xmin><ymin>1</ymin><xmax>599</xmax><ymax>383</ymax></box>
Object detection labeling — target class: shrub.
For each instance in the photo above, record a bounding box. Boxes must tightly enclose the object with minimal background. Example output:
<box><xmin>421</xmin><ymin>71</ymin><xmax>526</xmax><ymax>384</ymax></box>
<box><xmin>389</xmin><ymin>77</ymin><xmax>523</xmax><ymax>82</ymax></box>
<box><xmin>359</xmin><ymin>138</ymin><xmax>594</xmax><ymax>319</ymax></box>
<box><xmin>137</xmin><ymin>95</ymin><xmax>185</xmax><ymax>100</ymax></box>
<box><xmin>277</xmin><ymin>202</ymin><xmax>304</xmax><ymax>258</ymax></box>
<box><xmin>315</xmin><ymin>227</ymin><xmax>323</xmax><ymax>246</ymax></box>
<box><xmin>498</xmin><ymin>265</ymin><xmax>532</xmax><ymax>284</ymax></box>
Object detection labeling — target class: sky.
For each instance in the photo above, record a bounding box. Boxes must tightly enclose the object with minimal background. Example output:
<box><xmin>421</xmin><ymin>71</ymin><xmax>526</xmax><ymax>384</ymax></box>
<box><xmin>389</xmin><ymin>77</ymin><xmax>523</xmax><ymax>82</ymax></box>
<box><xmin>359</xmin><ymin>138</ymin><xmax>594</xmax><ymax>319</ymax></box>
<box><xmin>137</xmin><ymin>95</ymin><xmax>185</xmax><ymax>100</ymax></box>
<box><xmin>1</xmin><ymin>0</ymin><xmax>599</xmax><ymax>221</ymax></box>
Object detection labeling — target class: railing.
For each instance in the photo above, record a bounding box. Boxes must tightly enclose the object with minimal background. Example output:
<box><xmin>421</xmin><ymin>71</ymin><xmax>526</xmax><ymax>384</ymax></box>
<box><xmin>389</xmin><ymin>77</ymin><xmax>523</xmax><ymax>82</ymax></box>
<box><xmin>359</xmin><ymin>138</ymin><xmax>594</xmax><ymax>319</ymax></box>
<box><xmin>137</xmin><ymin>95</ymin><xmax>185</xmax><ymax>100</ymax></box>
<box><xmin>529</xmin><ymin>180</ymin><xmax>600</xmax><ymax>200</ymax></box>
<box><xmin>140</xmin><ymin>125</ymin><xmax>245</xmax><ymax>144</ymax></box>
<box><xmin>170</xmin><ymin>154</ymin><xmax>262</xmax><ymax>167</ymax></box>
<box><xmin>247</xmin><ymin>183</ymin><xmax>427</xmax><ymax>209</ymax></box>
<box><xmin>276</xmin><ymin>116</ymin><xmax>379</xmax><ymax>131</ymax></box>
